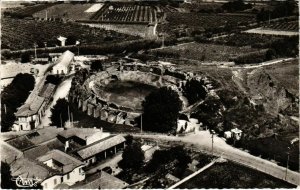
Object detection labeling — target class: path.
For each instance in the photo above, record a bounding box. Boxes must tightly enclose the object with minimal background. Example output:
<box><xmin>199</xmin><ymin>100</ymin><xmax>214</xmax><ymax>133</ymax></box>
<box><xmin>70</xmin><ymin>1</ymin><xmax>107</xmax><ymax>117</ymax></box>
<box><xmin>131</xmin><ymin>131</ymin><xmax>300</xmax><ymax>186</ymax></box>
<box><xmin>39</xmin><ymin>77</ymin><xmax>73</xmax><ymax>128</ymax></box>
<box><xmin>229</xmin><ymin>58</ymin><xmax>295</xmax><ymax>69</ymax></box>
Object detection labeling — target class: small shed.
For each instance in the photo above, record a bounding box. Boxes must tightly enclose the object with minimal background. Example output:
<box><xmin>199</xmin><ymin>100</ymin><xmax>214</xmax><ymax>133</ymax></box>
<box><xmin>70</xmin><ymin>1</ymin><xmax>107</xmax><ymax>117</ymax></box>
<box><xmin>231</xmin><ymin>128</ymin><xmax>242</xmax><ymax>141</ymax></box>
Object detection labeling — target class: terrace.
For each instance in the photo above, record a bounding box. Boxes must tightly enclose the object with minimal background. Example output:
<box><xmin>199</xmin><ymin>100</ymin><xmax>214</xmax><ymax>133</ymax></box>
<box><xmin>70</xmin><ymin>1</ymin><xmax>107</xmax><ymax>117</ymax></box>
<box><xmin>90</xmin><ymin>3</ymin><xmax>157</xmax><ymax>24</ymax></box>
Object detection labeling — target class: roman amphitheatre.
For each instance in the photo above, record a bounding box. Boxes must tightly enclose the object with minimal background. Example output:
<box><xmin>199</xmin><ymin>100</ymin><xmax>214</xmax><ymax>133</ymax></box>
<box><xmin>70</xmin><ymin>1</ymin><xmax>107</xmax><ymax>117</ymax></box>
<box><xmin>69</xmin><ymin>62</ymin><xmax>211</xmax><ymax>126</ymax></box>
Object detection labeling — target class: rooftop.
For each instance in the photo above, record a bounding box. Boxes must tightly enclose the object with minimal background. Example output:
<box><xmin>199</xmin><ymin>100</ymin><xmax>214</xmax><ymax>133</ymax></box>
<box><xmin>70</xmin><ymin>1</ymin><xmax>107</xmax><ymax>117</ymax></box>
<box><xmin>10</xmin><ymin>158</ymin><xmax>55</xmax><ymax>180</ymax></box>
<box><xmin>76</xmin><ymin>135</ymin><xmax>125</xmax><ymax>160</ymax></box>
<box><xmin>58</xmin><ymin>127</ymin><xmax>108</xmax><ymax>141</ymax></box>
<box><xmin>54</xmin><ymin>50</ymin><xmax>74</xmax><ymax>68</ymax></box>
<box><xmin>72</xmin><ymin>171</ymin><xmax>128</xmax><ymax>189</ymax></box>
<box><xmin>0</xmin><ymin>142</ymin><xmax>23</xmax><ymax>163</ymax></box>
<box><xmin>27</xmin><ymin>127</ymin><xmax>64</xmax><ymax>145</ymax></box>
<box><xmin>37</xmin><ymin>149</ymin><xmax>84</xmax><ymax>174</ymax></box>
<box><xmin>38</xmin><ymin>83</ymin><xmax>56</xmax><ymax>99</ymax></box>
<box><xmin>15</xmin><ymin>96</ymin><xmax>45</xmax><ymax>117</ymax></box>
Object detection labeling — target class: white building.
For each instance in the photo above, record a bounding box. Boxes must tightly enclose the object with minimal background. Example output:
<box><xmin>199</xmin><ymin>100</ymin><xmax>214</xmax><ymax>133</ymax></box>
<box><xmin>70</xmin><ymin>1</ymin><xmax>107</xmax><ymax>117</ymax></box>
<box><xmin>10</xmin><ymin>150</ymin><xmax>85</xmax><ymax>189</ymax></box>
<box><xmin>14</xmin><ymin>96</ymin><xmax>46</xmax><ymax>131</ymax></box>
<box><xmin>52</xmin><ymin>50</ymin><xmax>74</xmax><ymax>75</ymax></box>
<box><xmin>37</xmin><ymin>150</ymin><xmax>85</xmax><ymax>189</ymax></box>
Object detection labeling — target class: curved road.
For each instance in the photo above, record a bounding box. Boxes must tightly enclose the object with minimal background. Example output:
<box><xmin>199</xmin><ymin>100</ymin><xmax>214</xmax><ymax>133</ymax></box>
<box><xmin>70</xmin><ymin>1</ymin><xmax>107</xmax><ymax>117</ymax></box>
<box><xmin>131</xmin><ymin>131</ymin><xmax>300</xmax><ymax>186</ymax></box>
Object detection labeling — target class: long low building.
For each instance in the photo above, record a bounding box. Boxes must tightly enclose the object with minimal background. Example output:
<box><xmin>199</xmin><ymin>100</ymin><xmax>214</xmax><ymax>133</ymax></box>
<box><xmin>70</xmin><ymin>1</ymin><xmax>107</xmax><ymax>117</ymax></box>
<box><xmin>57</xmin><ymin>128</ymin><xmax>126</xmax><ymax>166</ymax></box>
<box><xmin>14</xmin><ymin>83</ymin><xmax>56</xmax><ymax>131</ymax></box>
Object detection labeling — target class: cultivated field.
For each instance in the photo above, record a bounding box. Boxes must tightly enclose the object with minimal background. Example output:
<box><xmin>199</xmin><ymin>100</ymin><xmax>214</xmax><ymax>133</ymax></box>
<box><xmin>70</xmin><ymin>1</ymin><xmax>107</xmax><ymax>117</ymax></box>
<box><xmin>33</xmin><ymin>3</ymin><xmax>96</xmax><ymax>21</ymax></box>
<box><xmin>211</xmin><ymin>33</ymin><xmax>284</xmax><ymax>47</ymax></box>
<box><xmin>262</xmin><ymin>20</ymin><xmax>298</xmax><ymax>32</ymax></box>
<box><xmin>90</xmin><ymin>3</ymin><xmax>157</xmax><ymax>24</ymax></box>
<box><xmin>158</xmin><ymin>13</ymin><xmax>255</xmax><ymax>34</ymax></box>
<box><xmin>1</xmin><ymin>18</ymin><xmax>138</xmax><ymax>50</ymax></box>
<box><xmin>151</xmin><ymin>42</ymin><xmax>260</xmax><ymax>62</ymax></box>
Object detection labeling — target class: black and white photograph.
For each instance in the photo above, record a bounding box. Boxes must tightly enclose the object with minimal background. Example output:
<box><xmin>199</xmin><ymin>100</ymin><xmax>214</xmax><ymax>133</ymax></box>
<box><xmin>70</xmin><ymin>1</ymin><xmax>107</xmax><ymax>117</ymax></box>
<box><xmin>0</xmin><ymin>0</ymin><xmax>299</xmax><ymax>189</ymax></box>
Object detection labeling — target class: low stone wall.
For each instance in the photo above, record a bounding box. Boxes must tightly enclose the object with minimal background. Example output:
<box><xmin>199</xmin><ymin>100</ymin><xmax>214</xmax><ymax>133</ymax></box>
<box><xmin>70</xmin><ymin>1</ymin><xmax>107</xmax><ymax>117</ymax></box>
<box><xmin>79</xmin><ymin>22</ymin><xmax>157</xmax><ymax>39</ymax></box>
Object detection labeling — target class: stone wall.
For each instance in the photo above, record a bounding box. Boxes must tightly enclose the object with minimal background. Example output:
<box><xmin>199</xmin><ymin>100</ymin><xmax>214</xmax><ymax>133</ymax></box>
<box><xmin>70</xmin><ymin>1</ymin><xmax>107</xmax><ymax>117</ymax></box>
<box><xmin>79</xmin><ymin>22</ymin><xmax>157</xmax><ymax>39</ymax></box>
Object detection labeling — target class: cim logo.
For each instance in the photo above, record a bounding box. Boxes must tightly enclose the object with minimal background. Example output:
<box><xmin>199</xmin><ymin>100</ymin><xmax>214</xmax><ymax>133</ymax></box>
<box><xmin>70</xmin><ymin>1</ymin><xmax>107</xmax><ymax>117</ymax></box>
<box><xmin>12</xmin><ymin>176</ymin><xmax>42</xmax><ymax>188</ymax></box>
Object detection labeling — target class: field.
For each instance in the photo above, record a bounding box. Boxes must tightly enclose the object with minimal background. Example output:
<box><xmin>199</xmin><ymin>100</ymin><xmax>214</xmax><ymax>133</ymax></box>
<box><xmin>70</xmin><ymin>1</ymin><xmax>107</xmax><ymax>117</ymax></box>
<box><xmin>90</xmin><ymin>3</ymin><xmax>157</xmax><ymax>24</ymax></box>
<box><xmin>33</xmin><ymin>3</ymin><xmax>96</xmax><ymax>21</ymax></box>
<box><xmin>211</xmin><ymin>33</ymin><xmax>284</xmax><ymax>47</ymax></box>
<box><xmin>158</xmin><ymin>12</ymin><xmax>255</xmax><ymax>35</ymax></box>
<box><xmin>150</xmin><ymin>42</ymin><xmax>260</xmax><ymax>62</ymax></box>
<box><xmin>101</xmin><ymin>80</ymin><xmax>157</xmax><ymax>110</ymax></box>
<box><xmin>261</xmin><ymin>59</ymin><xmax>299</xmax><ymax>96</ymax></box>
<box><xmin>1</xmin><ymin>18</ymin><xmax>138</xmax><ymax>50</ymax></box>
<box><xmin>178</xmin><ymin>162</ymin><xmax>295</xmax><ymax>188</ymax></box>
<box><xmin>3</xmin><ymin>3</ymin><xmax>55</xmax><ymax>18</ymax></box>
<box><xmin>262</xmin><ymin>20</ymin><xmax>298</xmax><ymax>32</ymax></box>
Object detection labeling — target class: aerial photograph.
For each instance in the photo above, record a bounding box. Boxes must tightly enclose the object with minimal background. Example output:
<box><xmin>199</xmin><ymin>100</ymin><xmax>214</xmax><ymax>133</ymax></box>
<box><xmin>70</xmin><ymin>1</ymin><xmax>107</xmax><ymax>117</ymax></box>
<box><xmin>0</xmin><ymin>0</ymin><xmax>299</xmax><ymax>189</ymax></box>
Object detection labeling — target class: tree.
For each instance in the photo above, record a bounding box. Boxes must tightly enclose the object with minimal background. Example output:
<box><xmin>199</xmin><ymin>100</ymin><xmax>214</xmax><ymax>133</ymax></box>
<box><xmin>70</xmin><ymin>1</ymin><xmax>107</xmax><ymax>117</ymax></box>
<box><xmin>118</xmin><ymin>142</ymin><xmax>144</xmax><ymax>170</ymax></box>
<box><xmin>45</xmin><ymin>75</ymin><xmax>62</xmax><ymax>85</ymax></box>
<box><xmin>90</xmin><ymin>60</ymin><xmax>104</xmax><ymax>72</ymax></box>
<box><xmin>20</xmin><ymin>52</ymin><xmax>31</xmax><ymax>63</ymax></box>
<box><xmin>50</xmin><ymin>98</ymin><xmax>69</xmax><ymax>128</ymax></box>
<box><xmin>145</xmin><ymin>146</ymin><xmax>191</xmax><ymax>178</ymax></box>
<box><xmin>1</xmin><ymin>74</ymin><xmax>35</xmax><ymax>132</ymax></box>
<box><xmin>1</xmin><ymin>162</ymin><xmax>16</xmax><ymax>189</ymax></box>
<box><xmin>183</xmin><ymin>79</ymin><xmax>207</xmax><ymax>104</ymax></box>
<box><xmin>142</xmin><ymin>87</ymin><xmax>183</xmax><ymax>133</ymax></box>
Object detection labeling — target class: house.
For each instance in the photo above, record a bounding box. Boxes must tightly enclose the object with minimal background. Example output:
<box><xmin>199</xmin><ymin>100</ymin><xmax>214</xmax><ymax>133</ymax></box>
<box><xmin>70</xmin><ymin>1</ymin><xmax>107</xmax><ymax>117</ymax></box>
<box><xmin>9</xmin><ymin>150</ymin><xmax>86</xmax><ymax>189</ymax></box>
<box><xmin>72</xmin><ymin>171</ymin><xmax>128</xmax><ymax>189</ymax></box>
<box><xmin>51</xmin><ymin>50</ymin><xmax>74</xmax><ymax>75</ymax></box>
<box><xmin>57</xmin><ymin>128</ymin><xmax>126</xmax><ymax>166</ymax></box>
<box><xmin>37</xmin><ymin>150</ymin><xmax>85</xmax><ymax>189</ymax></box>
<box><xmin>14</xmin><ymin>96</ymin><xmax>46</xmax><ymax>131</ymax></box>
<box><xmin>74</xmin><ymin>134</ymin><xmax>126</xmax><ymax>166</ymax></box>
<box><xmin>14</xmin><ymin>80</ymin><xmax>56</xmax><ymax>131</ymax></box>
<box><xmin>231</xmin><ymin>128</ymin><xmax>243</xmax><ymax>141</ymax></box>
<box><xmin>224</xmin><ymin>131</ymin><xmax>232</xmax><ymax>139</ymax></box>
<box><xmin>38</xmin><ymin>83</ymin><xmax>56</xmax><ymax>104</ymax></box>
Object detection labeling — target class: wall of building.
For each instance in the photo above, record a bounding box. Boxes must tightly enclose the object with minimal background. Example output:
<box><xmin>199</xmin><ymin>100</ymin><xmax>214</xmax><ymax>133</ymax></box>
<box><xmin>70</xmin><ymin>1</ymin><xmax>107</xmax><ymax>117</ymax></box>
<box><xmin>41</xmin><ymin>166</ymin><xmax>85</xmax><ymax>189</ymax></box>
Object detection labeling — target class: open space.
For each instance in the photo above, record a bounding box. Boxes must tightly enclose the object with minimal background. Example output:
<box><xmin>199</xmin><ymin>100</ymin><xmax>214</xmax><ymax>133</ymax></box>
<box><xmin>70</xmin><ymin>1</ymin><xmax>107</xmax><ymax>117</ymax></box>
<box><xmin>101</xmin><ymin>80</ymin><xmax>157</xmax><ymax>110</ymax></box>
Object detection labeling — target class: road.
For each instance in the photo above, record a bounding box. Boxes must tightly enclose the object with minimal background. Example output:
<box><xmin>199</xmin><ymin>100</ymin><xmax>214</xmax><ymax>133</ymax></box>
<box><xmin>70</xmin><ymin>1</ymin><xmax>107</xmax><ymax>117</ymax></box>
<box><xmin>39</xmin><ymin>77</ymin><xmax>73</xmax><ymax>128</ymax></box>
<box><xmin>131</xmin><ymin>131</ymin><xmax>300</xmax><ymax>186</ymax></box>
<box><xmin>228</xmin><ymin>58</ymin><xmax>296</xmax><ymax>69</ymax></box>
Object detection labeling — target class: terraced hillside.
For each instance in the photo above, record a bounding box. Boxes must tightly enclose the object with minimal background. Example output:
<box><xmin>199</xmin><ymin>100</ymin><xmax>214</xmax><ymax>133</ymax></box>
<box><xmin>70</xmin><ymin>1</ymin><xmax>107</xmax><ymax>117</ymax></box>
<box><xmin>89</xmin><ymin>3</ymin><xmax>157</xmax><ymax>24</ymax></box>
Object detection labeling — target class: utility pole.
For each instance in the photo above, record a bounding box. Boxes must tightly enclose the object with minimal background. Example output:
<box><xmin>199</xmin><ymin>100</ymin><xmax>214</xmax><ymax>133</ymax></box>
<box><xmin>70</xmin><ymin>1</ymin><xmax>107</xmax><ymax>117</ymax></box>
<box><xmin>285</xmin><ymin>147</ymin><xmax>290</xmax><ymax>180</ymax></box>
<box><xmin>60</xmin><ymin>113</ymin><xmax>63</xmax><ymax>128</ymax></box>
<box><xmin>211</xmin><ymin>130</ymin><xmax>215</xmax><ymax>155</ymax></box>
<box><xmin>141</xmin><ymin>114</ymin><xmax>143</xmax><ymax>133</ymax></box>
<box><xmin>45</xmin><ymin>10</ymin><xmax>48</xmax><ymax>20</ymax></box>
<box><xmin>3</xmin><ymin>104</ymin><xmax>7</xmax><ymax>114</ymax></box>
<box><xmin>34</xmin><ymin>43</ymin><xmax>38</xmax><ymax>59</ymax></box>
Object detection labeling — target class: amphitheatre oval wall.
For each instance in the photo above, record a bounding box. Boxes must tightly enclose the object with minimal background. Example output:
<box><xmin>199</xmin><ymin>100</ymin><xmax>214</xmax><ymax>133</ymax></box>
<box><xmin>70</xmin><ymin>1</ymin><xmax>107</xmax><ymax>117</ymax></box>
<box><xmin>70</xmin><ymin>63</ymin><xmax>210</xmax><ymax>126</ymax></box>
